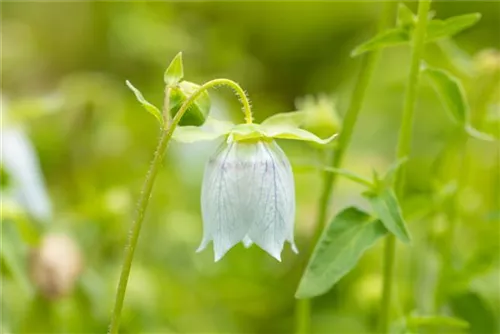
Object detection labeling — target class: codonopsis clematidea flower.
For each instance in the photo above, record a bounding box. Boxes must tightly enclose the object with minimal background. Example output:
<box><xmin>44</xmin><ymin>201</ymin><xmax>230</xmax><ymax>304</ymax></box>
<box><xmin>172</xmin><ymin>114</ymin><xmax>337</xmax><ymax>261</ymax></box>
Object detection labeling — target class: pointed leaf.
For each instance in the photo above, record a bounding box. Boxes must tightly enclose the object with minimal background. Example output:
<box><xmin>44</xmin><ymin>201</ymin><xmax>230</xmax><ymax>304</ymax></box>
<box><xmin>382</xmin><ymin>157</ymin><xmax>409</xmax><ymax>186</ymax></box>
<box><xmin>295</xmin><ymin>207</ymin><xmax>387</xmax><ymax>298</ymax></box>
<box><xmin>164</xmin><ymin>52</ymin><xmax>184</xmax><ymax>86</ymax></box>
<box><xmin>322</xmin><ymin>167</ymin><xmax>374</xmax><ymax>188</ymax></box>
<box><xmin>366</xmin><ymin>188</ymin><xmax>411</xmax><ymax>243</ymax></box>
<box><xmin>423</xmin><ymin>66</ymin><xmax>468</xmax><ymax>124</ymax></box>
<box><xmin>126</xmin><ymin>80</ymin><xmax>164</xmax><ymax>126</ymax></box>
<box><xmin>172</xmin><ymin>117</ymin><xmax>233</xmax><ymax>143</ymax></box>
<box><xmin>352</xmin><ymin>28</ymin><xmax>410</xmax><ymax>57</ymax></box>
<box><xmin>262</xmin><ymin>124</ymin><xmax>337</xmax><ymax>145</ymax></box>
<box><xmin>426</xmin><ymin>13</ymin><xmax>481</xmax><ymax>42</ymax></box>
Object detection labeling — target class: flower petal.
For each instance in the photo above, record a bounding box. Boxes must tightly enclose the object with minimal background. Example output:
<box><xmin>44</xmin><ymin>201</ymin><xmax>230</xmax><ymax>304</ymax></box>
<box><xmin>199</xmin><ymin>141</ymin><xmax>254</xmax><ymax>261</ymax></box>
<box><xmin>173</xmin><ymin>117</ymin><xmax>233</xmax><ymax>143</ymax></box>
<box><xmin>242</xmin><ymin>235</ymin><xmax>253</xmax><ymax>248</ymax></box>
<box><xmin>261</xmin><ymin>124</ymin><xmax>337</xmax><ymax>145</ymax></box>
<box><xmin>246</xmin><ymin>141</ymin><xmax>296</xmax><ymax>261</ymax></box>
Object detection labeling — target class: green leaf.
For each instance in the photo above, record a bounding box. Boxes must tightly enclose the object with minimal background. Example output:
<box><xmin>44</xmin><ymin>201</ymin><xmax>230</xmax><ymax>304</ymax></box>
<box><xmin>321</xmin><ymin>167</ymin><xmax>374</xmax><ymax>188</ymax></box>
<box><xmin>450</xmin><ymin>292</ymin><xmax>499</xmax><ymax>334</ymax></box>
<box><xmin>164</xmin><ymin>52</ymin><xmax>184</xmax><ymax>86</ymax></box>
<box><xmin>365</xmin><ymin>188</ymin><xmax>411</xmax><ymax>243</ymax></box>
<box><xmin>423</xmin><ymin>66</ymin><xmax>468</xmax><ymax>124</ymax></box>
<box><xmin>423</xmin><ymin>66</ymin><xmax>495</xmax><ymax>141</ymax></box>
<box><xmin>351</xmin><ymin>28</ymin><xmax>410</xmax><ymax>57</ymax></box>
<box><xmin>295</xmin><ymin>207</ymin><xmax>387</xmax><ymax>298</ymax></box>
<box><xmin>426</xmin><ymin>13</ymin><xmax>481</xmax><ymax>42</ymax></box>
<box><xmin>125</xmin><ymin>80</ymin><xmax>164</xmax><ymax>126</ymax></box>
<box><xmin>172</xmin><ymin>117</ymin><xmax>233</xmax><ymax>143</ymax></box>
<box><xmin>261</xmin><ymin>124</ymin><xmax>338</xmax><ymax>145</ymax></box>
<box><xmin>407</xmin><ymin>316</ymin><xmax>469</xmax><ymax>330</ymax></box>
<box><xmin>397</xmin><ymin>3</ymin><xmax>416</xmax><ymax>28</ymax></box>
<box><xmin>352</xmin><ymin>13</ymin><xmax>480</xmax><ymax>57</ymax></box>
<box><xmin>382</xmin><ymin>157</ymin><xmax>408</xmax><ymax>186</ymax></box>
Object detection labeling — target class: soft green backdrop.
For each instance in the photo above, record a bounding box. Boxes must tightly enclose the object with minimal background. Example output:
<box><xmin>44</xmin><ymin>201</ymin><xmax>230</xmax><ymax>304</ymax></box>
<box><xmin>2</xmin><ymin>1</ymin><xmax>499</xmax><ymax>333</ymax></box>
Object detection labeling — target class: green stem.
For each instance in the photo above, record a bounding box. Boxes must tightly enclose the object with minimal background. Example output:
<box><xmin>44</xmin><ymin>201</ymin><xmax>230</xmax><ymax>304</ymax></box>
<box><xmin>379</xmin><ymin>0</ymin><xmax>431</xmax><ymax>333</ymax></box>
<box><xmin>294</xmin><ymin>3</ymin><xmax>396</xmax><ymax>333</ymax></box>
<box><xmin>108</xmin><ymin>78</ymin><xmax>252</xmax><ymax>334</ymax></box>
<box><xmin>295</xmin><ymin>293</ymin><xmax>311</xmax><ymax>334</ymax></box>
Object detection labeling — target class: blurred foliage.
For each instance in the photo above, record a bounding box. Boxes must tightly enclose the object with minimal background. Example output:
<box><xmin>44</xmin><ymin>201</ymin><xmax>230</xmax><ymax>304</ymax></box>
<box><xmin>1</xmin><ymin>1</ymin><xmax>499</xmax><ymax>334</ymax></box>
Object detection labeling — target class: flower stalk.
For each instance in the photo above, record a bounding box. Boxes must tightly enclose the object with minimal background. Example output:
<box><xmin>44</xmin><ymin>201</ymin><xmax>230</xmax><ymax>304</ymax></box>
<box><xmin>108</xmin><ymin>78</ymin><xmax>252</xmax><ymax>334</ymax></box>
<box><xmin>379</xmin><ymin>0</ymin><xmax>431</xmax><ymax>333</ymax></box>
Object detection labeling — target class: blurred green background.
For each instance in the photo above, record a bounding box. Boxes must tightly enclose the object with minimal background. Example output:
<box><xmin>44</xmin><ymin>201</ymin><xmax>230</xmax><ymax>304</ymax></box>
<box><xmin>1</xmin><ymin>1</ymin><xmax>499</xmax><ymax>333</ymax></box>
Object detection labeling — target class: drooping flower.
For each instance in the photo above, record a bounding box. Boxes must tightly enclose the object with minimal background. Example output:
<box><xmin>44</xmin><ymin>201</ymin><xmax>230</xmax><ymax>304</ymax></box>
<box><xmin>198</xmin><ymin>139</ymin><xmax>297</xmax><ymax>261</ymax></box>
<box><xmin>173</xmin><ymin>114</ymin><xmax>337</xmax><ymax>261</ymax></box>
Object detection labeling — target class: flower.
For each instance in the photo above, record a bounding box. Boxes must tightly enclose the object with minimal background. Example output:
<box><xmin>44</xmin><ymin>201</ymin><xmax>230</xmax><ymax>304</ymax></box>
<box><xmin>173</xmin><ymin>114</ymin><xmax>337</xmax><ymax>261</ymax></box>
<box><xmin>198</xmin><ymin>138</ymin><xmax>297</xmax><ymax>261</ymax></box>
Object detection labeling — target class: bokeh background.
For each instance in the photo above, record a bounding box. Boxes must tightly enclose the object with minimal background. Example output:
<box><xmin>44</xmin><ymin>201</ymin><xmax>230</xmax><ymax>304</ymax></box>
<box><xmin>1</xmin><ymin>1</ymin><xmax>499</xmax><ymax>333</ymax></box>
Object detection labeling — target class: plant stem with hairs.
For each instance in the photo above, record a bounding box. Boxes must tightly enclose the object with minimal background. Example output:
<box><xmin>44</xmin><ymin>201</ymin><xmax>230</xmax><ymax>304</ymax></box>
<box><xmin>108</xmin><ymin>78</ymin><xmax>252</xmax><ymax>334</ymax></box>
<box><xmin>379</xmin><ymin>0</ymin><xmax>431</xmax><ymax>332</ymax></box>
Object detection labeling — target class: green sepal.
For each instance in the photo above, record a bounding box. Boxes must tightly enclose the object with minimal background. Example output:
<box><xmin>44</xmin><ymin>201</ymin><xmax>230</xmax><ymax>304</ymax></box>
<box><xmin>261</xmin><ymin>111</ymin><xmax>307</xmax><ymax>128</ymax></box>
<box><xmin>172</xmin><ymin>117</ymin><xmax>233</xmax><ymax>143</ymax></box>
<box><xmin>164</xmin><ymin>52</ymin><xmax>184</xmax><ymax>86</ymax></box>
<box><xmin>125</xmin><ymin>80</ymin><xmax>164</xmax><ymax>127</ymax></box>
<box><xmin>230</xmin><ymin>118</ymin><xmax>338</xmax><ymax>145</ymax></box>
<box><xmin>262</xmin><ymin>124</ymin><xmax>337</xmax><ymax>144</ymax></box>
<box><xmin>169</xmin><ymin>81</ymin><xmax>211</xmax><ymax>126</ymax></box>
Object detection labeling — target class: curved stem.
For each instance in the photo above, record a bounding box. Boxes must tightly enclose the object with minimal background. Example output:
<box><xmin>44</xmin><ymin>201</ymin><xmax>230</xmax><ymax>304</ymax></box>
<box><xmin>108</xmin><ymin>78</ymin><xmax>251</xmax><ymax>334</ymax></box>
<box><xmin>294</xmin><ymin>3</ymin><xmax>396</xmax><ymax>333</ymax></box>
<box><xmin>379</xmin><ymin>0</ymin><xmax>431</xmax><ymax>333</ymax></box>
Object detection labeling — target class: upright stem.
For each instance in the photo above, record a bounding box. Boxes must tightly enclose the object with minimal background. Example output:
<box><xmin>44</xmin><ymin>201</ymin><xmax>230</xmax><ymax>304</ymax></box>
<box><xmin>294</xmin><ymin>3</ymin><xmax>395</xmax><ymax>333</ymax></box>
<box><xmin>379</xmin><ymin>1</ymin><xmax>431</xmax><ymax>333</ymax></box>
<box><xmin>108</xmin><ymin>78</ymin><xmax>252</xmax><ymax>334</ymax></box>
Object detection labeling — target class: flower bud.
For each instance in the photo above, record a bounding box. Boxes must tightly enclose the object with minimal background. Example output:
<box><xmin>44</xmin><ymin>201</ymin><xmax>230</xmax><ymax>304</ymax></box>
<box><xmin>295</xmin><ymin>95</ymin><xmax>341</xmax><ymax>139</ymax></box>
<box><xmin>29</xmin><ymin>234</ymin><xmax>82</xmax><ymax>299</ymax></box>
<box><xmin>169</xmin><ymin>81</ymin><xmax>211</xmax><ymax>126</ymax></box>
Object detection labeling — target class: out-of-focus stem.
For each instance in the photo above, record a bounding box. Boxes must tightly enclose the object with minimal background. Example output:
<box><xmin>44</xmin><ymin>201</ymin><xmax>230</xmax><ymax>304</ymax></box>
<box><xmin>379</xmin><ymin>0</ymin><xmax>431</xmax><ymax>333</ymax></box>
<box><xmin>294</xmin><ymin>2</ymin><xmax>396</xmax><ymax>333</ymax></box>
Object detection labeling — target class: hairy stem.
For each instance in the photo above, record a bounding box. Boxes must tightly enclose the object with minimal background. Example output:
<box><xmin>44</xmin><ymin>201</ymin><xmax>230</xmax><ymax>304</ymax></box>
<box><xmin>108</xmin><ymin>78</ymin><xmax>251</xmax><ymax>334</ymax></box>
<box><xmin>294</xmin><ymin>3</ymin><xmax>396</xmax><ymax>333</ymax></box>
<box><xmin>379</xmin><ymin>0</ymin><xmax>431</xmax><ymax>332</ymax></box>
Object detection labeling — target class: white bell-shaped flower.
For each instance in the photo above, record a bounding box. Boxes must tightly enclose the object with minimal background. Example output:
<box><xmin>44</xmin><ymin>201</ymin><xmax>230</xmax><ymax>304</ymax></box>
<box><xmin>198</xmin><ymin>139</ymin><xmax>298</xmax><ymax>261</ymax></box>
<box><xmin>171</xmin><ymin>113</ymin><xmax>337</xmax><ymax>261</ymax></box>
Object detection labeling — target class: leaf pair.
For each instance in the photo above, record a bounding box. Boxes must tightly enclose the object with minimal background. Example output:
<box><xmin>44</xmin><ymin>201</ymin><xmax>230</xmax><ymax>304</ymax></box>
<box><xmin>296</xmin><ymin>161</ymin><xmax>411</xmax><ymax>299</ymax></box>
<box><xmin>352</xmin><ymin>4</ymin><xmax>481</xmax><ymax>56</ymax></box>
